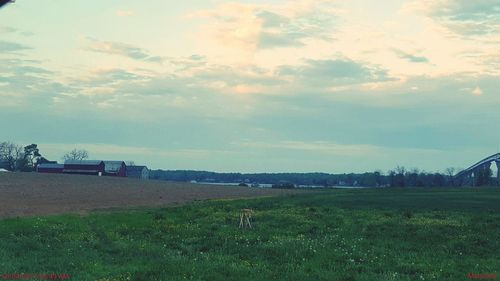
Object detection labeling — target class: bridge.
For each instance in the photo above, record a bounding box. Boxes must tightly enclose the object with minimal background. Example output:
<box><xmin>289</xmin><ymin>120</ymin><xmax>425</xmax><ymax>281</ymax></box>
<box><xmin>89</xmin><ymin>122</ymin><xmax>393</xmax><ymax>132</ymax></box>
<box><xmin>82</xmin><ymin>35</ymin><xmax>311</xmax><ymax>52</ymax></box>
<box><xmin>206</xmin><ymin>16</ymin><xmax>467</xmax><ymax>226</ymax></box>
<box><xmin>455</xmin><ymin>153</ymin><xmax>500</xmax><ymax>186</ymax></box>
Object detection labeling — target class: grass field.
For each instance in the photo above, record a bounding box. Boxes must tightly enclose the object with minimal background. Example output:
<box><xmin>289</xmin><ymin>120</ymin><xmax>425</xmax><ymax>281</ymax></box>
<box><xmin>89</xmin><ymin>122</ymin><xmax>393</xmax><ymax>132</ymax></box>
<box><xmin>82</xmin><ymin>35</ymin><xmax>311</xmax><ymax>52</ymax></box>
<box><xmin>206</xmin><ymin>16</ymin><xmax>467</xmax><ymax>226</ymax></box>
<box><xmin>0</xmin><ymin>187</ymin><xmax>499</xmax><ymax>281</ymax></box>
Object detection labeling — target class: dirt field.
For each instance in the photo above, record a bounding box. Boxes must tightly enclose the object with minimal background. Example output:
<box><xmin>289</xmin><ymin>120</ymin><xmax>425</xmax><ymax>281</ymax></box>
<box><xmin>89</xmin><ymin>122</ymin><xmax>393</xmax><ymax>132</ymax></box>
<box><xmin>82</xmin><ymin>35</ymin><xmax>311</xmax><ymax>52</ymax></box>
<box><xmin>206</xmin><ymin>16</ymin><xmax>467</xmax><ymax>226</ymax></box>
<box><xmin>0</xmin><ymin>172</ymin><xmax>300</xmax><ymax>218</ymax></box>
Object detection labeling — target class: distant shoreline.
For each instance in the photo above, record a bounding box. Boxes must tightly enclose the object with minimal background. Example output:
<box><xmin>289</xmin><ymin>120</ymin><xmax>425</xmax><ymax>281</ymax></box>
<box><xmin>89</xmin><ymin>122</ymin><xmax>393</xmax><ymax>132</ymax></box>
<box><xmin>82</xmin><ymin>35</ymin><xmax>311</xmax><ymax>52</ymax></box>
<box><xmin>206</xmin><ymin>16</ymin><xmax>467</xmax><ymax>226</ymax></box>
<box><xmin>192</xmin><ymin>181</ymin><xmax>372</xmax><ymax>189</ymax></box>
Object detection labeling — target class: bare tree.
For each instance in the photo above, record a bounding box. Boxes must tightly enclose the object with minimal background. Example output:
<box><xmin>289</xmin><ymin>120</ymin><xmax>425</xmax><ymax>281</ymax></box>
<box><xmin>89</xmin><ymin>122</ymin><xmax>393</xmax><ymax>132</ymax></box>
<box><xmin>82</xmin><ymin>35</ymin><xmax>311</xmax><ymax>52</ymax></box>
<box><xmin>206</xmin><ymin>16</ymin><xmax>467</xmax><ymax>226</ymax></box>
<box><xmin>445</xmin><ymin>167</ymin><xmax>455</xmax><ymax>177</ymax></box>
<box><xmin>445</xmin><ymin>167</ymin><xmax>456</xmax><ymax>177</ymax></box>
<box><xmin>62</xmin><ymin>149</ymin><xmax>89</xmax><ymax>161</ymax></box>
<box><xmin>395</xmin><ymin>166</ymin><xmax>406</xmax><ymax>175</ymax></box>
<box><xmin>0</xmin><ymin>141</ymin><xmax>24</xmax><ymax>171</ymax></box>
<box><xmin>445</xmin><ymin>167</ymin><xmax>456</xmax><ymax>186</ymax></box>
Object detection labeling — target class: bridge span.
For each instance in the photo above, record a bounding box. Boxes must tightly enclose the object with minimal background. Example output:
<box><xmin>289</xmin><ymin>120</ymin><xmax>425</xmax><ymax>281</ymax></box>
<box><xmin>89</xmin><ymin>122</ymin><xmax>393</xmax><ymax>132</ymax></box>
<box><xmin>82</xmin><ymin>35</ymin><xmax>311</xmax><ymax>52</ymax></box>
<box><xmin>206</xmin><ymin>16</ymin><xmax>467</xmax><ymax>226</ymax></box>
<box><xmin>455</xmin><ymin>153</ymin><xmax>500</xmax><ymax>186</ymax></box>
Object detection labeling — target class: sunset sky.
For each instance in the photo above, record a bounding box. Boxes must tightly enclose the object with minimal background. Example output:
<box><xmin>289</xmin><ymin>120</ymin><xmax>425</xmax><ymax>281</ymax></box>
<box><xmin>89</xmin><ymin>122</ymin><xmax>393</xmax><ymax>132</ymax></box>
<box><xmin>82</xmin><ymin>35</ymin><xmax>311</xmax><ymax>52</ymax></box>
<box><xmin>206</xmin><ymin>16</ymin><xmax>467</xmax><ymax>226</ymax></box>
<box><xmin>1</xmin><ymin>0</ymin><xmax>499</xmax><ymax>172</ymax></box>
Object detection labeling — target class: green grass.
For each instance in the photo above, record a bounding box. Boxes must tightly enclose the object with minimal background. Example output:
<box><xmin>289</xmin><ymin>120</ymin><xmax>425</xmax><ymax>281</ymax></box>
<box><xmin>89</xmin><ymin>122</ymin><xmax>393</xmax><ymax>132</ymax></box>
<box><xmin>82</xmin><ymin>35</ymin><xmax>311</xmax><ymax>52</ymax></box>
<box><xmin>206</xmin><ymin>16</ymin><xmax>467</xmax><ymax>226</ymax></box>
<box><xmin>1</xmin><ymin>187</ymin><xmax>499</xmax><ymax>281</ymax></box>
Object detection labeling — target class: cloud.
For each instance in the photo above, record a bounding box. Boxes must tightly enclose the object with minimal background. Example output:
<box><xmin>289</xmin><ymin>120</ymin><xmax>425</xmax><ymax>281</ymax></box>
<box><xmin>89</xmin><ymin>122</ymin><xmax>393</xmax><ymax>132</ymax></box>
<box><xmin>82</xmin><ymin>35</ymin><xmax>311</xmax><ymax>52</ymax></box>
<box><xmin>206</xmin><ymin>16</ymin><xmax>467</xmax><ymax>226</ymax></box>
<box><xmin>277</xmin><ymin>58</ymin><xmax>394</xmax><ymax>87</ymax></box>
<box><xmin>409</xmin><ymin>0</ymin><xmax>500</xmax><ymax>36</ymax></box>
<box><xmin>0</xmin><ymin>26</ymin><xmax>34</xmax><ymax>36</ymax></box>
<box><xmin>45</xmin><ymin>65</ymin><xmax>261</xmax><ymax>120</ymax></box>
<box><xmin>116</xmin><ymin>10</ymin><xmax>134</xmax><ymax>17</ymax></box>
<box><xmin>482</xmin><ymin>51</ymin><xmax>500</xmax><ymax>74</ymax></box>
<box><xmin>255</xmin><ymin>8</ymin><xmax>335</xmax><ymax>49</ymax></box>
<box><xmin>472</xmin><ymin>86</ymin><xmax>483</xmax><ymax>96</ymax></box>
<box><xmin>20</xmin><ymin>31</ymin><xmax>35</xmax><ymax>36</ymax></box>
<box><xmin>40</xmin><ymin>142</ymin><xmax>237</xmax><ymax>160</ymax></box>
<box><xmin>256</xmin><ymin>10</ymin><xmax>290</xmax><ymax>28</ymax></box>
<box><xmin>188</xmin><ymin>1</ymin><xmax>338</xmax><ymax>51</ymax></box>
<box><xmin>169</xmin><ymin>55</ymin><xmax>207</xmax><ymax>72</ymax></box>
<box><xmin>0</xmin><ymin>26</ymin><xmax>17</xmax><ymax>33</ymax></box>
<box><xmin>0</xmin><ymin>58</ymin><xmax>70</xmax><ymax>108</ymax></box>
<box><xmin>68</xmin><ymin>68</ymin><xmax>149</xmax><ymax>96</ymax></box>
<box><xmin>85</xmin><ymin>37</ymin><xmax>165</xmax><ymax>63</ymax></box>
<box><xmin>56</xmin><ymin>56</ymin><xmax>396</xmax><ymax>114</ymax></box>
<box><xmin>0</xmin><ymin>40</ymin><xmax>31</xmax><ymax>53</ymax></box>
<box><xmin>258</xmin><ymin>31</ymin><xmax>306</xmax><ymax>49</ymax></box>
<box><xmin>394</xmin><ymin>50</ymin><xmax>430</xmax><ymax>63</ymax></box>
<box><xmin>237</xmin><ymin>140</ymin><xmax>381</xmax><ymax>156</ymax></box>
<box><xmin>0</xmin><ymin>59</ymin><xmax>53</xmax><ymax>78</ymax></box>
<box><xmin>96</xmin><ymin>69</ymin><xmax>141</xmax><ymax>81</ymax></box>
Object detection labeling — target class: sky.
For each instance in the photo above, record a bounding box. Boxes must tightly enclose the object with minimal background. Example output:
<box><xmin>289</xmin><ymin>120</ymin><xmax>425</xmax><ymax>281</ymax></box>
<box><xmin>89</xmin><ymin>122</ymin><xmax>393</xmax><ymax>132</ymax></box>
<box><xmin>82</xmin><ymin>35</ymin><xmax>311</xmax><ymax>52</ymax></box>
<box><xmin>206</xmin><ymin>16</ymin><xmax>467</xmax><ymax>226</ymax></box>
<box><xmin>1</xmin><ymin>0</ymin><xmax>499</xmax><ymax>173</ymax></box>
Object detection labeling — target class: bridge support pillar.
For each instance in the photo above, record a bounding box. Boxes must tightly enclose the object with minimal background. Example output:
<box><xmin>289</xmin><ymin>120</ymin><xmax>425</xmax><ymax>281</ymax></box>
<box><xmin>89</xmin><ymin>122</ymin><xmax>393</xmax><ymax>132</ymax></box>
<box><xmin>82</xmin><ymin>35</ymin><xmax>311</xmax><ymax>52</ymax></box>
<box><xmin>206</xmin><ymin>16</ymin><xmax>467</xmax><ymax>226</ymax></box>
<box><xmin>471</xmin><ymin>162</ymin><xmax>491</xmax><ymax>187</ymax></box>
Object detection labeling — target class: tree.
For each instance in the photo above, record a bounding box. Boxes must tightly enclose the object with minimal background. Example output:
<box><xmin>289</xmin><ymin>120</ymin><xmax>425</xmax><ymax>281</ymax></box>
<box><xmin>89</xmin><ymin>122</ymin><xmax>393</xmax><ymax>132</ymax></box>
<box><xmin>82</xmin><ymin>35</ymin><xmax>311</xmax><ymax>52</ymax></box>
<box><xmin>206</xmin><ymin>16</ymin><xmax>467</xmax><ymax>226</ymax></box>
<box><xmin>392</xmin><ymin>166</ymin><xmax>406</xmax><ymax>187</ymax></box>
<box><xmin>445</xmin><ymin>167</ymin><xmax>456</xmax><ymax>186</ymax></box>
<box><xmin>405</xmin><ymin>168</ymin><xmax>420</xmax><ymax>187</ymax></box>
<box><xmin>63</xmin><ymin>149</ymin><xmax>89</xmax><ymax>161</ymax></box>
<box><xmin>0</xmin><ymin>141</ymin><xmax>24</xmax><ymax>171</ymax></box>
<box><xmin>21</xmin><ymin>144</ymin><xmax>42</xmax><ymax>171</ymax></box>
<box><xmin>374</xmin><ymin>170</ymin><xmax>383</xmax><ymax>187</ymax></box>
<box><xmin>432</xmin><ymin>173</ymin><xmax>446</xmax><ymax>186</ymax></box>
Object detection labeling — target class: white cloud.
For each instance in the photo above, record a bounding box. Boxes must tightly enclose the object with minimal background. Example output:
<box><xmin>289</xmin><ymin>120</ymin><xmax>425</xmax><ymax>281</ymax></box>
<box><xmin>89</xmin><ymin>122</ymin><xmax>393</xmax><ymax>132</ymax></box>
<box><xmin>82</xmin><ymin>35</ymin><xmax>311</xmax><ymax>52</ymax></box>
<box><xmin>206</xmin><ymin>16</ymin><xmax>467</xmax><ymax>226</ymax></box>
<box><xmin>0</xmin><ymin>40</ymin><xmax>31</xmax><ymax>53</ymax></box>
<box><xmin>187</xmin><ymin>1</ymin><xmax>339</xmax><ymax>55</ymax></box>
<box><xmin>472</xmin><ymin>86</ymin><xmax>483</xmax><ymax>96</ymax></box>
<box><xmin>236</xmin><ymin>140</ymin><xmax>382</xmax><ymax>156</ymax></box>
<box><xmin>116</xmin><ymin>10</ymin><xmax>134</xmax><ymax>17</ymax></box>
<box><xmin>405</xmin><ymin>0</ymin><xmax>500</xmax><ymax>37</ymax></box>
<box><xmin>84</xmin><ymin>37</ymin><xmax>165</xmax><ymax>63</ymax></box>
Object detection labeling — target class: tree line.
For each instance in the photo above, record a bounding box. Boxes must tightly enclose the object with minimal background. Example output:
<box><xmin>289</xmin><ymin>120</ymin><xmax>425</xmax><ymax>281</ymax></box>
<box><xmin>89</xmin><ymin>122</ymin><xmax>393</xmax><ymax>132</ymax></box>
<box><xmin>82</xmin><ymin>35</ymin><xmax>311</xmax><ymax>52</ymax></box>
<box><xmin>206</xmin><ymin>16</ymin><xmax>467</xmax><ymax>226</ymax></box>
<box><xmin>149</xmin><ymin>166</ymin><xmax>489</xmax><ymax>187</ymax></box>
<box><xmin>0</xmin><ymin>141</ymin><xmax>89</xmax><ymax>172</ymax></box>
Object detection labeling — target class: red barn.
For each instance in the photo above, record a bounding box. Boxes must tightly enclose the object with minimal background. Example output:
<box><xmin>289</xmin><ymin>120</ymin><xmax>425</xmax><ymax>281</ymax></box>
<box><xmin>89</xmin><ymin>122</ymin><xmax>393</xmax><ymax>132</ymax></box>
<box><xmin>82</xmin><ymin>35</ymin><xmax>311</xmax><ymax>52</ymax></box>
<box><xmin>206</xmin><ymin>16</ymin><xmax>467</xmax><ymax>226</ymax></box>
<box><xmin>63</xmin><ymin>160</ymin><xmax>105</xmax><ymax>176</ymax></box>
<box><xmin>37</xmin><ymin>163</ymin><xmax>64</xmax><ymax>173</ymax></box>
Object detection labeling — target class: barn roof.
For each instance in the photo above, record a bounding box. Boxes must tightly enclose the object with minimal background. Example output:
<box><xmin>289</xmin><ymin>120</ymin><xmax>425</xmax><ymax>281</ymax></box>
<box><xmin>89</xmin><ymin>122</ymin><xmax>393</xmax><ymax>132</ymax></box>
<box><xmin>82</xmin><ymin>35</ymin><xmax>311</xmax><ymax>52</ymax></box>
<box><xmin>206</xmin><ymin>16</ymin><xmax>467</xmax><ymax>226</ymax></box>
<box><xmin>64</xmin><ymin>160</ymin><xmax>103</xmax><ymax>165</ymax></box>
<box><xmin>126</xmin><ymin>165</ymin><xmax>147</xmax><ymax>172</ymax></box>
<box><xmin>126</xmin><ymin>165</ymin><xmax>148</xmax><ymax>178</ymax></box>
<box><xmin>38</xmin><ymin>163</ymin><xmax>64</xmax><ymax>169</ymax></box>
<box><xmin>103</xmin><ymin>161</ymin><xmax>125</xmax><ymax>172</ymax></box>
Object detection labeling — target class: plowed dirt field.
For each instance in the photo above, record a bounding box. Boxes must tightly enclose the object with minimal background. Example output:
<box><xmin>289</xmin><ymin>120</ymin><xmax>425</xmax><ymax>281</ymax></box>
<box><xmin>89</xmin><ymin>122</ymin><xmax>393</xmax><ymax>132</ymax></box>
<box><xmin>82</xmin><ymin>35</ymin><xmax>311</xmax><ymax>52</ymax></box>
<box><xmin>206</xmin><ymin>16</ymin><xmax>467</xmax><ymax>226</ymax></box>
<box><xmin>0</xmin><ymin>172</ymin><xmax>300</xmax><ymax>218</ymax></box>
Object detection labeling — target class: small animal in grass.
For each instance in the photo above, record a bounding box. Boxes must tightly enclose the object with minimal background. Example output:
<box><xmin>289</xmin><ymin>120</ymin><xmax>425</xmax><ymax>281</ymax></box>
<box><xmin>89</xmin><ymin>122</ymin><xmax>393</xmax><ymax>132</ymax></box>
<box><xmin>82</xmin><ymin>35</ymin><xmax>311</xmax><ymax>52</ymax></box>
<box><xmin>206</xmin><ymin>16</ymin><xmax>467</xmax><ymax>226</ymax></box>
<box><xmin>239</xmin><ymin>208</ymin><xmax>254</xmax><ymax>229</ymax></box>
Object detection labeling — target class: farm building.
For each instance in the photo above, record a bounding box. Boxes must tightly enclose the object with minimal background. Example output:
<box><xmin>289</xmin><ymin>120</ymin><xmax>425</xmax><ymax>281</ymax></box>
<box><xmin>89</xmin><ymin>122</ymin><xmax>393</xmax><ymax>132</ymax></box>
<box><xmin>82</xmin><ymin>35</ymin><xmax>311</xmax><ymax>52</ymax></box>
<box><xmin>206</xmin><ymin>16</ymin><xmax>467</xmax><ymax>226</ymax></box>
<box><xmin>103</xmin><ymin>161</ymin><xmax>127</xmax><ymax>177</ymax></box>
<box><xmin>37</xmin><ymin>163</ymin><xmax>64</xmax><ymax>173</ymax></box>
<box><xmin>63</xmin><ymin>160</ymin><xmax>105</xmax><ymax>176</ymax></box>
<box><xmin>36</xmin><ymin>160</ymin><xmax>128</xmax><ymax>177</ymax></box>
<box><xmin>126</xmin><ymin>165</ymin><xmax>149</xmax><ymax>179</ymax></box>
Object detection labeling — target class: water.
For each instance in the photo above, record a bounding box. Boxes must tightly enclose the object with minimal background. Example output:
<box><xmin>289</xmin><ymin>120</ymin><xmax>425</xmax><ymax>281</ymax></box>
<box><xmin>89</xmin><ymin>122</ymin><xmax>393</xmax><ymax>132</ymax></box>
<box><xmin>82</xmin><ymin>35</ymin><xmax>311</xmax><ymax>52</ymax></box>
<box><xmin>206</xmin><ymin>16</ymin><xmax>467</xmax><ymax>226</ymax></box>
<box><xmin>192</xmin><ymin>181</ymin><xmax>369</xmax><ymax>189</ymax></box>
